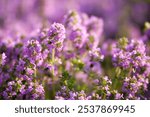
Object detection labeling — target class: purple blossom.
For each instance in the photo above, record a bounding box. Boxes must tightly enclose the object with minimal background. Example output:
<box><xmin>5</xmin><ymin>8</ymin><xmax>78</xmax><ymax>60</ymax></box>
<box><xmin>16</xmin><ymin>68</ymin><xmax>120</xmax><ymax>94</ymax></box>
<box><xmin>113</xmin><ymin>38</ymin><xmax>149</xmax><ymax>71</ymax></box>
<box><xmin>42</xmin><ymin>22</ymin><xmax>66</xmax><ymax>52</ymax></box>
<box><xmin>89</xmin><ymin>48</ymin><xmax>104</xmax><ymax>61</ymax></box>
<box><xmin>64</xmin><ymin>11</ymin><xmax>88</xmax><ymax>48</ymax></box>
<box><xmin>1</xmin><ymin>76</ymin><xmax>45</xmax><ymax>100</ymax></box>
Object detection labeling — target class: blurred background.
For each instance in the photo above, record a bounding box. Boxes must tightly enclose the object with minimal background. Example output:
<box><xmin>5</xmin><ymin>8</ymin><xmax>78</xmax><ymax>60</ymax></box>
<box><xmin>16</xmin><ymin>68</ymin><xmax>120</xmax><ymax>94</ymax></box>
<box><xmin>0</xmin><ymin>0</ymin><xmax>150</xmax><ymax>39</ymax></box>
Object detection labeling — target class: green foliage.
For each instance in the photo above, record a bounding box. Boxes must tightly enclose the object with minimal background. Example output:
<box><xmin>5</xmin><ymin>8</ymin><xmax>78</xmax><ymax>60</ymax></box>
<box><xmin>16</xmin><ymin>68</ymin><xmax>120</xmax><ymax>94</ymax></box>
<box><xmin>118</xmin><ymin>37</ymin><xmax>128</xmax><ymax>49</ymax></box>
<box><xmin>72</xmin><ymin>59</ymin><xmax>84</xmax><ymax>71</ymax></box>
<box><xmin>61</xmin><ymin>71</ymin><xmax>75</xmax><ymax>90</ymax></box>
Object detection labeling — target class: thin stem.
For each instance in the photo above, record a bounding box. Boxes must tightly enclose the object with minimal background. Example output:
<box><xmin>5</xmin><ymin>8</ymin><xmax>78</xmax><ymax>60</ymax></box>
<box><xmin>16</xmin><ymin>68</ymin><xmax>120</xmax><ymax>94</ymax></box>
<box><xmin>34</xmin><ymin>68</ymin><xmax>37</xmax><ymax>78</ymax></box>
<box><xmin>51</xmin><ymin>48</ymin><xmax>56</xmax><ymax>99</ymax></box>
<box><xmin>52</xmin><ymin>48</ymin><xmax>55</xmax><ymax>80</ymax></box>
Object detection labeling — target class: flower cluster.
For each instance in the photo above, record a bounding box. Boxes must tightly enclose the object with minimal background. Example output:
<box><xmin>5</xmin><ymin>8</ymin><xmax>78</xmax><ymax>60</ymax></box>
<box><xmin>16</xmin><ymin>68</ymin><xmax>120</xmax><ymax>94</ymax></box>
<box><xmin>1</xmin><ymin>77</ymin><xmax>44</xmax><ymax>100</ymax></box>
<box><xmin>42</xmin><ymin>23</ymin><xmax>66</xmax><ymax>52</ymax></box>
<box><xmin>112</xmin><ymin>37</ymin><xmax>150</xmax><ymax>99</ymax></box>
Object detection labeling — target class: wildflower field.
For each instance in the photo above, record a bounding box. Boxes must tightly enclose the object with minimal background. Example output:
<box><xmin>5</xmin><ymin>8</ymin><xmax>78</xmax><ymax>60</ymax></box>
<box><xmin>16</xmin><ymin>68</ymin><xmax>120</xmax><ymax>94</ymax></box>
<box><xmin>0</xmin><ymin>0</ymin><xmax>150</xmax><ymax>100</ymax></box>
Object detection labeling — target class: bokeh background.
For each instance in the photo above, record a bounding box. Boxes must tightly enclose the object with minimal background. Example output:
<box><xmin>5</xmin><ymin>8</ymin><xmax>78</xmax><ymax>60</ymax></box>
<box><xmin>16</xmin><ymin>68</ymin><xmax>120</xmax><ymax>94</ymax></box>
<box><xmin>0</xmin><ymin>0</ymin><xmax>150</xmax><ymax>39</ymax></box>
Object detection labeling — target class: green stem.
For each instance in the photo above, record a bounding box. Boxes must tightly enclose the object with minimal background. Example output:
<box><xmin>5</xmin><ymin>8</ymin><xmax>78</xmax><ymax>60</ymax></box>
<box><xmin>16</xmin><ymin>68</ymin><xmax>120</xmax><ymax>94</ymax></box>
<box><xmin>34</xmin><ymin>68</ymin><xmax>37</xmax><ymax>78</ymax></box>
<box><xmin>52</xmin><ymin>49</ymin><xmax>55</xmax><ymax>79</ymax></box>
<box><xmin>51</xmin><ymin>48</ymin><xmax>55</xmax><ymax>99</ymax></box>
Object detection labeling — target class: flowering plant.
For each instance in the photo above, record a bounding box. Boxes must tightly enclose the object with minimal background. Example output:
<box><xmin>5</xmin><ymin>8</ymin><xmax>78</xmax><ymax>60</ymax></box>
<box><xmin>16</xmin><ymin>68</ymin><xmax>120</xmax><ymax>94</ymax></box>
<box><xmin>0</xmin><ymin>1</ymin><xmax>150</xmax><ymax>100</ymax></box>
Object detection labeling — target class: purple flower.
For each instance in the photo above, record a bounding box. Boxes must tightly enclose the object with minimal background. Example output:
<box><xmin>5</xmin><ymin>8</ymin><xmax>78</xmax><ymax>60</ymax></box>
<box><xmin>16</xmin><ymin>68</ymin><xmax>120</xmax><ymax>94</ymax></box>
<box><xmin>64</xmin><ymin>11</ymin><xmax>88</xmax><ymax>48</ymax></box>
<box><xmin>89</xmin><ymin>48</ymin><xmax>104</xmax><ymax>61</ymax></box>
<box><xmin>113</xmin><ymin>38</ymin><xmax>149</xmax><ymax>71</ymax></box>
<box><xmin>42</xmin><ymin>23</ymin><xmax>66</xmax><ymax>52</ymax></box>
<box><xmin>0</xmin><ymin>76</ymin><xmax>45</xmax><ymax>100</ymax></box>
